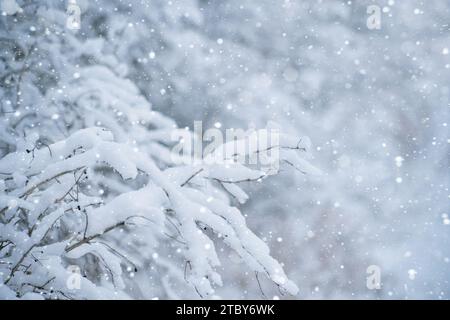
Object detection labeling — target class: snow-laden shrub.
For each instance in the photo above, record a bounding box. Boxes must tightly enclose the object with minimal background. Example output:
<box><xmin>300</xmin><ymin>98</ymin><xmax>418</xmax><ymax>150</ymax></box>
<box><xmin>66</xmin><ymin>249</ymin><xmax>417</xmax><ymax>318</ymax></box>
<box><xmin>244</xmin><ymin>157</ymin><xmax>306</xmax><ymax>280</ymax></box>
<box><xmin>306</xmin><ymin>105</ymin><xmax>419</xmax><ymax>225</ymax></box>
<box><xmin>0</xmin><ymin>1</ymin><xmax>317</xmax><ymax>299</ymax></box>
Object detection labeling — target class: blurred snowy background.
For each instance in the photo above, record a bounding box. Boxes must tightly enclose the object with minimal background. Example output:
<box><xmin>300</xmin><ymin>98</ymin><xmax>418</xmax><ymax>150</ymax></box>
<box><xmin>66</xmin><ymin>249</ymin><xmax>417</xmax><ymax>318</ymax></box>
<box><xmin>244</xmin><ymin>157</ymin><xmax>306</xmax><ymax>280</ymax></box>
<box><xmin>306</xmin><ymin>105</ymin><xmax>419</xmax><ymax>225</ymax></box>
<box><xmin>0</xmin><ymin>0</ymin><xmax>449</xmax><ymax>299</ymax></box>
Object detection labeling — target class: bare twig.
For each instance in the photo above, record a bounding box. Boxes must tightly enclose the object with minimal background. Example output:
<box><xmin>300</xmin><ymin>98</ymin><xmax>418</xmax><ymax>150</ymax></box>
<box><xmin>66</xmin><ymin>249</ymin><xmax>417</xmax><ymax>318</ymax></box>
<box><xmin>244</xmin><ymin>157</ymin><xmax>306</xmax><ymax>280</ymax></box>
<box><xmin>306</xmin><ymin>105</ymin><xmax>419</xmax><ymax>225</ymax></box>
<box><xmin>255</xmin><ymin>271</ymin><xmax>268</xmax><ymax>299</ymax></box>
<box><xmin>65</xmin><ymin>220</ymin><xmax>126</xmax><ymax>253</ymax></box>
<box><xmin>180</xmin><ymin>168</ymin><xmax>204</xmax><ymax>187</ymax></box>
<box><xmin>20</xmin><ymin>167</ymin><xmax>85</xmax><ymax>199</ymax></box>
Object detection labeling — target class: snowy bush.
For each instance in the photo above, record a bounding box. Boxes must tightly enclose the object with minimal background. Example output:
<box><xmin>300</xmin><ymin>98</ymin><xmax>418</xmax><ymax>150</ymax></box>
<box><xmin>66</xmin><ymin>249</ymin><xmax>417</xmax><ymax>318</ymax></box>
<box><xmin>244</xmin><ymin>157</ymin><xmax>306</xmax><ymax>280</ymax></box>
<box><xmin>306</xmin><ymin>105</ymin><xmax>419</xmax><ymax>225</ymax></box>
<box><xmin>0</xmin><ymin>1</ymin><xmax>318</xmax><ymax>299</ymax></box>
